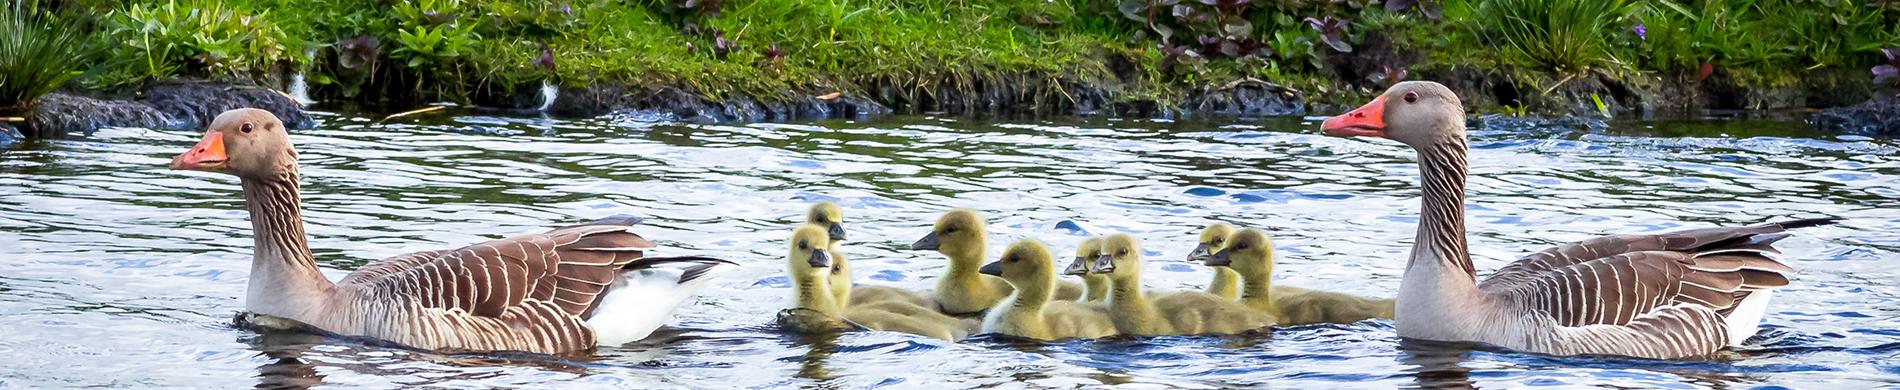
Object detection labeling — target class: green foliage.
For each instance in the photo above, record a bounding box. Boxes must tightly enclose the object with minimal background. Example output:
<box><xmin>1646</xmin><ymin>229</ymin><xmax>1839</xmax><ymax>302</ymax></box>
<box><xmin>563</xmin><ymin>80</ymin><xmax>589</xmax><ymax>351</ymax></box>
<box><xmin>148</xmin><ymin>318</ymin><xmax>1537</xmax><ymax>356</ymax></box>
<box><xmin>99</xmin><ymin>0</ymin><xmax>295</xmax><ymax>86</ymax></box>
<box><xmin>0</xmin><ymin>3</ymin><xmax>94</xmax><ymax>110</ymax></box>
<box><xmin>38</xmin><ymin>0</ymin><xmax>1900</xmax><ymax>111</ymax></box>
<box><xmin>1632</xmin><ymin>0</ymin><xmax>1899</xmax><ymax>75</ymax></box>
<box><xmin>1473</xmin><ymin>0</ymin><xmax>1634</xmax><ymax>75</ymax></box>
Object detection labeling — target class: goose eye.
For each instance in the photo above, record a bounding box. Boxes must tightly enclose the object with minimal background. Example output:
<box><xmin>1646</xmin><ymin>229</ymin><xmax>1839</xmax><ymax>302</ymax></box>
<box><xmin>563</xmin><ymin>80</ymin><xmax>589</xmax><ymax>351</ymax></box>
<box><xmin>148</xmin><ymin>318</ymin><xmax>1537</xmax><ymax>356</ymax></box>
<box><xmin>1403</xmin><ymin>91</ymin><xmax>1419</xmax><ymax>103</ymax></box>
<box><xmin>240</xmin><ymin>122</ymin><xmax>255</xmax><ymax>133</ymax></box>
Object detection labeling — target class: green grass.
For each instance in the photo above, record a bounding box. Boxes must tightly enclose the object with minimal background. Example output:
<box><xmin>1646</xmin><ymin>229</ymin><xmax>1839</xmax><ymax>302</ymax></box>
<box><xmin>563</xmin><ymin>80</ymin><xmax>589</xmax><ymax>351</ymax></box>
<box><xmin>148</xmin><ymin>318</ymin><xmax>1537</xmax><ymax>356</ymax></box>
<box><xmin>0</xmin><ymin>3</ymin><xmax>95</xmax><ymax>111</ymax></box>
<box><xmin>1473</xmin><ymin>0</ymin><xmax>1634</xmax><ymax>75</ymax></box>
<box><xmin>10</xmin><ymin>0</ymin><xmax>1892</xmax><ymax>114</ymax></box>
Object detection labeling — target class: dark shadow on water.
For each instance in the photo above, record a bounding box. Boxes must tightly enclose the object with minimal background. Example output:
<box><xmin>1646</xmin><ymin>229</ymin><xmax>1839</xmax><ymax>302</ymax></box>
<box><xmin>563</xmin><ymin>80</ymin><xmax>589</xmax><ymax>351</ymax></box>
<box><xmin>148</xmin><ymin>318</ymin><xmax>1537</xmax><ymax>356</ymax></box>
<box><xmin>1397</xmin><ymin>336</ymin><xmax>1774</xmax><ymax>389</ymax></box>
<box><xmin>1396</xmin><ymin>338</ymin><xmax>1478</xmax><ymax>390</ymax></box>
<box><xmin>235</xmin><ymin>312</ymin><xmax>596</xmax><ymax>389</ymax></box>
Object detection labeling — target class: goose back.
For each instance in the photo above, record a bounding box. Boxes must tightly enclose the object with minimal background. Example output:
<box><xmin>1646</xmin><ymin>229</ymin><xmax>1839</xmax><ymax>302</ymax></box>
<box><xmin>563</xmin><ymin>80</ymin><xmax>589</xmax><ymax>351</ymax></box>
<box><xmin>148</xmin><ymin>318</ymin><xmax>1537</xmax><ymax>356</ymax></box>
<box><xmin>331</xmin><ymin>219</ymin><xmax>675</xmax><ymax>354</ymax></box>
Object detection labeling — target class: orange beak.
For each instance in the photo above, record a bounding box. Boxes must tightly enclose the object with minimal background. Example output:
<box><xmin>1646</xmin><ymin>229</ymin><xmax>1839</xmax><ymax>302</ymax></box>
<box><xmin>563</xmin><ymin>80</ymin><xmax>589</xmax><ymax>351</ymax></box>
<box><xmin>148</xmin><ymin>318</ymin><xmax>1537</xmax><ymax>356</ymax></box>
<box><xmin>1321</xmin><ymin>95</ymin><xmax>1387</xmax><ymax>138</ymax></box>
<box><xmin>171</xmin><ymin>130</ymin><xmax>228</xmax><ymax>171</ymax></box>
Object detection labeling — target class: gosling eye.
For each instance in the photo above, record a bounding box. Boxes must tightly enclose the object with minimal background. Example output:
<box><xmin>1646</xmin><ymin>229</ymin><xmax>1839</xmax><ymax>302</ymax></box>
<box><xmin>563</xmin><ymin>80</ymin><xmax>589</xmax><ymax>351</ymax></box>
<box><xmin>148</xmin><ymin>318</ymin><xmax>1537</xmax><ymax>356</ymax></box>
<box><xmin>1212</xmin><ymin>239</ymin><xmax>1224</xmax><ymax>245</ymax></box>
<box><xmin>241</xmin><ymin>122</ymin><xmax>255</xmax><ymax>133</ymax></box>
<box><xmin>1117</xmin><ymin>249</ymin><xmax>1129</xmax><ymax>256</ymax></box>
<box><xmin>1403</xmin><ymin>91</ymin><xmax>1419</xmax><ymax>104</ymax></box>
<box><xmin>799</xmin><ymin>243</ymin><xmax>809</xmax><ymax>250</ymax></box>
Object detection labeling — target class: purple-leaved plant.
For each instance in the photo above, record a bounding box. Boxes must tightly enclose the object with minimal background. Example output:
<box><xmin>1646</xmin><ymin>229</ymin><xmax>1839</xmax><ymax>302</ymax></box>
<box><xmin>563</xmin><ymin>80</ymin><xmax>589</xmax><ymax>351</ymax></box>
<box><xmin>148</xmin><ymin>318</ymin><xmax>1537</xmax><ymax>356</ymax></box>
<box><xmin>1874</xmin><ymin>48</ymin><xmax>1900</xmax><ymax>87</ymax></box>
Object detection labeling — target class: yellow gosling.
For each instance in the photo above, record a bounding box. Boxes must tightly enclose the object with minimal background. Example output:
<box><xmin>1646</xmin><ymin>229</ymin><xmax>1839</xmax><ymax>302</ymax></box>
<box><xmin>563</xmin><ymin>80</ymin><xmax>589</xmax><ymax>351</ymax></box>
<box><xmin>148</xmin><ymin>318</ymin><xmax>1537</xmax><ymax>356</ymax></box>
<box><xmin>1097</xmin><ymin>234</ymin><xmax>1274</xmax><ymax>336</ymax></box>
<box><xmin>1186</xmin><ymin>223</ymin><xmax>1242</xmax><ymax>299</ymax></box>
<box><xmin>910</xmin><ymin>210</ymin><xmax>1083</xmax><ymax>315</ymax></box>
<box><xmin>1062</xmin><ymin>237</ymin><xmax>1110</xmax><ymax>302</ymax></box>
<box><xmin>1208</xmin><ymin>228</ymin><xmax>1396</xmax><ymax>325</ymax></box>
<box><xmin>979</xmin><ymin>240</ymin><xmax>1117</xmax><ymax>340</ymax></box>
<box><xmin>782</xmin><ymin>224</ymin><xmax>968</xmax><ymax>341</ymax></box>
<box><xmin>806</xmin><ymin>202</ymin><xmax>933</xmax><ymax>309</ymax></box>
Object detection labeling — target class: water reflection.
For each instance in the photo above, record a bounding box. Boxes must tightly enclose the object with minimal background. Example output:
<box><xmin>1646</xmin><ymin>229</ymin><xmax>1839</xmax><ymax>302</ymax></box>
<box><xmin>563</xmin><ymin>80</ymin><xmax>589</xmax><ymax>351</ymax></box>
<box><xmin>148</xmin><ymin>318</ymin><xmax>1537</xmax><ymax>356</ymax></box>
<box><xmin>1396</xmin><ymin>338</ymin><xmax>1477</xmax><ymax>390</ymax></box>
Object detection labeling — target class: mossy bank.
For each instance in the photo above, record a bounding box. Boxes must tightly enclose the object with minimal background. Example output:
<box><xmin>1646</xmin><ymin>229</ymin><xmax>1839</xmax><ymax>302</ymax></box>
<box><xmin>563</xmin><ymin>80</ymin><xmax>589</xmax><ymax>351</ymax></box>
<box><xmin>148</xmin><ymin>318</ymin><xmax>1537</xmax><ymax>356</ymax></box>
<box><xmin>3</xmin><ymin>0</ymin><xmax>1898</xmax><ymax>138</ymax></box>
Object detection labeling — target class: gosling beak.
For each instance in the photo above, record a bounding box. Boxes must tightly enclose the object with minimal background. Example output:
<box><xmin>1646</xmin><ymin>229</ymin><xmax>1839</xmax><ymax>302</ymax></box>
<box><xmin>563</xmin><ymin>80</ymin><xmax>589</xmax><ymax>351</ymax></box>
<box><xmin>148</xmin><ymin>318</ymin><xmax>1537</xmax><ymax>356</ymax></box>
<box><xmin>1185</xmin><ymin>243</ymin><xmax>1213</xmax><ymax>262</ymax></box>
<box><xmin>910</xmin><ymin>232</ymin><xmax>939</xmax><ymax>251</ymax></box>
<box><xmin>808</xmin><ymin>249</ymin><xmax>833</xmax><ymax>268</ymax></box>
<box><xmin>1320</xmin><ymin>95</ymin><xmax>1388</xmax><ymax>138</ymax></box>
<box><xmin>1093</xmin><ymin>254</ymin><xmax>1115</xmax><ymax>274</ymax></box>
<box><xmin>1205</xmin><ymin>248</ymin><xmax>1233</xmax><ymax>267</ymax></box>
<box><xmin>1062</xmin><ymin>256</ymin><xmax>1090</xmax><ymax>276</ymax></box>
<box><xmin>978</xmin><ymin>261</ymin><xmax>1003</xmax><ymax>277</ymax></box>
<box><xmin>828</xmin><ymin>223</ymin><xmax>847</xmax><ymax>241</ymax></box>
<box><xmin>171</xmin><ymin>130</ymin><xmax>229</xmax><ymax>171</ymax></box>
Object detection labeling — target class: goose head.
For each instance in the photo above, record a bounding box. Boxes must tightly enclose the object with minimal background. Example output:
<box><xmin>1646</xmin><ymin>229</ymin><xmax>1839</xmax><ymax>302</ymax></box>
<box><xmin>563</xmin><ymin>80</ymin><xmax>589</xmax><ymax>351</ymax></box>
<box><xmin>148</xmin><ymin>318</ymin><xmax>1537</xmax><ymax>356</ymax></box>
<box><xmin>806</xmin><ymin>202</ymin><xmax>847</xmax><ymax>241</ymax></box>
<box><xmin>1093</xmin><ymin>233</ymin><xmax>1142</xmax><ymax>281</ymax></box>
<box><xmin>1206</xmin><ymin>228</ymin><xmax>1274</xmax><ymax>278</ymax></box>
<box><xmin>788</xmin><ymin>224</ymin><xmax>835</xmax><ymax>276</ymax></box>
<box><xmin>171</xmin><ymin>108</ymin><xmax>295</xmax><ymax>178</ymax></box>
<box><xmin>910</xmin><ymin>209</ymin><xmax>986</xmax><ymax>262</ymax></box>
<box><xmin>978</xmin><ymin>240</ymin><xmax>1054</xmax><ymax>287</ymax></box>
<box><xmin>1063</xmin><ymin>236</ymin><xmax>1103</xmax><ymax>276</ymax></box>
<box><xmin>1185</xmin><ymin>223</ymin><xmax>1237</xmax><ymax>263</ymax></box>
<box><xmin>1321</xmin><ymin>81</ymin><xmax>1465</xmax><ymax>148</ymax></box>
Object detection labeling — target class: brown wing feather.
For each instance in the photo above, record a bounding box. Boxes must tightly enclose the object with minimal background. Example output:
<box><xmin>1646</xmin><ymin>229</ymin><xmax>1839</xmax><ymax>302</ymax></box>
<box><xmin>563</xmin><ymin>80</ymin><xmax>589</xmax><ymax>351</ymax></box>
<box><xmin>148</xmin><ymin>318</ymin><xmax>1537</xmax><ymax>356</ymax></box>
<box><xmin>1480</xmin><ymin>218</ymin><xmax>1829</xmax><ymax>291</ymax></box>
<box><xmin>335</xmin><ymin>220</ymin><xmax>656</xmax><ymax>353</ymax></box>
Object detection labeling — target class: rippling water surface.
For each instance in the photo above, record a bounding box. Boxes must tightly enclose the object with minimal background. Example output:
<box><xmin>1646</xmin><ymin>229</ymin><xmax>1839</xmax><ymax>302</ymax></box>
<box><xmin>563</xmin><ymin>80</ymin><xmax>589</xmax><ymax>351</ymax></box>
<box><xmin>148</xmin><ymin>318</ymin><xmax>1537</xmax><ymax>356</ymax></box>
<box><xmin>1</xmin><ymin>111</ymin><xmax>1896</xmax><ymax>388</ymax></box>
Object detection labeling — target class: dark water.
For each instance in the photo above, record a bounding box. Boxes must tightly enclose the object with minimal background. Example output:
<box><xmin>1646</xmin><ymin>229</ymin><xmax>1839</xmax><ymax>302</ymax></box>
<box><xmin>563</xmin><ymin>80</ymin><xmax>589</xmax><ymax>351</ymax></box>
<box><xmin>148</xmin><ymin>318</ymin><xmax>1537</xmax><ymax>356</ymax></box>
<box><xmin>1</xmin><ymin>111</ymin><xmax>1896</xmax><ymax>388</ymax></box>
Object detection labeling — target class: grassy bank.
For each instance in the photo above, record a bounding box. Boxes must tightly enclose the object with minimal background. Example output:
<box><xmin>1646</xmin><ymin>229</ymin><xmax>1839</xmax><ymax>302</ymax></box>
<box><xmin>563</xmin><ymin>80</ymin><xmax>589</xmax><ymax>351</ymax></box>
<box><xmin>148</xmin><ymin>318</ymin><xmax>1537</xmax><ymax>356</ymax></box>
<box><xmin>4</xmin><ymin>0</ymin><xmax>1899</xmax><ymax>120</ymax></box>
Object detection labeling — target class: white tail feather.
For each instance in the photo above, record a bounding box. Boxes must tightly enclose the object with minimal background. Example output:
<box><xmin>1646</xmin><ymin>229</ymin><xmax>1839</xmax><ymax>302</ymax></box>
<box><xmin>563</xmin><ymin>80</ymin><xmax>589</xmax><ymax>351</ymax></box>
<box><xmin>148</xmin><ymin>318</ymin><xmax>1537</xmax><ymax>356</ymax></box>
<box><xmin>587</xmin><ymin>260</ymin><xmax>737</xmax><ymax>346</ymax></box>
<box><xmin>1724</xmin><ymin>290</ymin><xmax>1774</xmax><ymax>347</ymax></box>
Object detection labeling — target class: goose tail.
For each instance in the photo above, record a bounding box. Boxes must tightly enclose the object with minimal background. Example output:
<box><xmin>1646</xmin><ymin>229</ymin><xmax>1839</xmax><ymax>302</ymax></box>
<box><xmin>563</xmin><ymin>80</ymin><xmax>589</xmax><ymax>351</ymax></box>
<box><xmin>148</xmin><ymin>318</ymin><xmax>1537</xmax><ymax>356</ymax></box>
<box><xmin>586</xmin><ymin>256</ymin><xmax>739</xmax><ymax>346</ymax></box>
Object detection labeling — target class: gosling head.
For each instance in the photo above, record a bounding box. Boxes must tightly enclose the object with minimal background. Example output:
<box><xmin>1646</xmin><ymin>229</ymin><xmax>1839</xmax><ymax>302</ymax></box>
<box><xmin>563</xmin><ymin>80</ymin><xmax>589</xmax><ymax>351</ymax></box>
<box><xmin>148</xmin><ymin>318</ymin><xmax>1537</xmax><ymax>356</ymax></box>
<box><xmin>170</xmin><ymin>108</ymin><xmax>296</xmax><ymax>179</ymax></box>
<box><xmin>806</xmin><ymin>202</ymin><xmax>847</xmax><ymax>241</ymax></box>
<box><xmin>1185</xmin><ymin>223</ymin><xmax>1237</xmax><ymax>263</ymax></box>
<box><xmin>978</xmin><ymin>240</ymin><xmax>1054</xmax><ymax>286</ymax></box>
<box><xmin>1206</xmin><ymin>228</ymin><xmax>1274</xmax><ymax>276</ymax></box>
<box><xmin>910</xmin><ymin>209</ymin><xmax>986</xmax><ymax>259</ymax></box>
<box><xmin>788</xmin><ymin>224</ymin><xmax>835</xmax><ymax>275</ymax></box>
<box><xmin>1094</xmin><ymin>233</ymin><xmax>1142</xmax><ymax>280</ymax></box>
<box><xmin>1062</xmin><ymin>236</ymin><xmax>1103</xmax><ymax>276</ymax></box>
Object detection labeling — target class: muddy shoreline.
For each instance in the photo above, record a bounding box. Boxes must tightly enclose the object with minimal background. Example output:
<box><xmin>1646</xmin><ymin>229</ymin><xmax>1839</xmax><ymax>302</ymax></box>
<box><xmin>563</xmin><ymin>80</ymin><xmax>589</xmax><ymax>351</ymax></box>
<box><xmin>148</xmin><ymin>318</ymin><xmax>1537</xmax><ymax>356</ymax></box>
<box><xmin>12</xmin><ymin>72</ymin><xmax>1897</xmax><ymax>140</ymax></box>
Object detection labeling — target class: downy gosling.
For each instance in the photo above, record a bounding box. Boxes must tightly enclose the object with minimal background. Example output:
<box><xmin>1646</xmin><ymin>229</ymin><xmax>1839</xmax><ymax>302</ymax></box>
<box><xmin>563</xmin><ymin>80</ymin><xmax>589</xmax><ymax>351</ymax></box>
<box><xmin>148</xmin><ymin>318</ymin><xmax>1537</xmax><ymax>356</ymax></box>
<box><xmin>978</xmin><ymin>240</ymin><xmax>1118</xmax><ymax>340</ymax></box>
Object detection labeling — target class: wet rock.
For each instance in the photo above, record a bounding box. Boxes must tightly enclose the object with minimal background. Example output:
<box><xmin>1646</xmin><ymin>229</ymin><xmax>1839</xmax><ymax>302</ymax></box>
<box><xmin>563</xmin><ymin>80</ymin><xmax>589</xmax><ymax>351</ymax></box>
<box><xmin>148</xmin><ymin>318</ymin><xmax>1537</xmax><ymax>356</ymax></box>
<box><xmin>24</xmin><ymin>93</ymin><xmax>169</xmax><ymax>138</ymax></box>
<box><xmin>0</xmin><ymin>123</ymin><xmax>22</xmax><ymax>148</ymax></box>
<box><xmin>1811</xmin><ymin>94</ymin><xmax>1900</xmax><ymax>137</ymax></box>
<box><xmin>20</xmin><ymin>82</ymin><xmax>312</xmax><ymax>139</ymax></box>
<box><xmin>141</xmin><ymin>82</ymin><xmax>312</xmax><ymax>130</ymax></box>
<box><xmin>1182</xmin><ymin>79</ymin><xmax>1305</xmax><ymax>117</ymax></box>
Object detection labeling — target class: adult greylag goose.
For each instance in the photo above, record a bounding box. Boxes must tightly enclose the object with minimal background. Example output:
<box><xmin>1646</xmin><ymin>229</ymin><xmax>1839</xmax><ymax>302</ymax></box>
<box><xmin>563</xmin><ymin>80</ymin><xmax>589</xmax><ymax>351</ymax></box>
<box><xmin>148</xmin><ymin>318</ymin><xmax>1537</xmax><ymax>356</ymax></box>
<box><xmin>1320</xmin><ymin>81</ymin><xmax>1838</xmax><ymax>359</ymax></box>
<box><xmin>170</xmin><ymin>109</ymin><xmax>737</xmax><ymax>355</ymax></box>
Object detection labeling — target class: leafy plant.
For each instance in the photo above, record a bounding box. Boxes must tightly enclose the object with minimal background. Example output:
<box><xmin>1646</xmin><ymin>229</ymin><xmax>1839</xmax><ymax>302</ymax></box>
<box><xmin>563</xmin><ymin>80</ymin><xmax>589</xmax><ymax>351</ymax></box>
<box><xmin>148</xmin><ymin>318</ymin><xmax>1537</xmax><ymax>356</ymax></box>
<box><xmin>1475</xmin><ymin>0</ymin><xmax>1634</xmax><ymax>74</ymax></box>
<box><xmin>1875</xmin><ymin>48</ymin><xmax>1900</xmax><ymax>87</ymax></box>
<box><xmin>1</xmin><ymin>3</ymin><xmax>94</xmax><ymax>110</ymax></box>
<box><xmin>387</xmin><ymin>0</ymin><xmax>479</xmax><ymax>69</ymax></box>
<box><xmin>1303</xmin><ymin>15</ymin><xmax>1351</xmax><ymax>53</ymax></box>
<box><xmin>102</xmin><ymin>0</ymin><xmax>294</xmax><ymax>84</ymax></box>
<box><xmin>1385</xmin><ymin>0</ymin><xmax>1443</xmax><ymax>20</ymax></box>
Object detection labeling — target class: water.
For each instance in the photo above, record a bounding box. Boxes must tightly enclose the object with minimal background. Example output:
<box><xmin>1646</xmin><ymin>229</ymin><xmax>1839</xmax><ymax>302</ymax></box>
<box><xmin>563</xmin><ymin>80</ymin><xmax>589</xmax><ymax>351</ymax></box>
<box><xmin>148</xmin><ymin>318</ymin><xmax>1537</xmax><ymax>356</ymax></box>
<box><xmin>1</xmin><ymin>111</ymin><xmax>1896</xmax><ymax>388</ymax></box>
